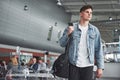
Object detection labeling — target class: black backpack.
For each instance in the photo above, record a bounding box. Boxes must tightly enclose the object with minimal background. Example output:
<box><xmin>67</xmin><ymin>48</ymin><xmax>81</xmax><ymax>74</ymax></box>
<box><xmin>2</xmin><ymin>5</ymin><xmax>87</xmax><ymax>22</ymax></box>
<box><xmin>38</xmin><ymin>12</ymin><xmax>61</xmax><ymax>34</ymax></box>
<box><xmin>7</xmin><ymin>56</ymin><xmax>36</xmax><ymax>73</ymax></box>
<box><xmin>52</xmin><ymin>23</ymin><xmax>73</xmax><ymax>78</ymax></box>
<box><xmin>52</xmin><ymin>53</ymin><xmax>69</xmax><ymax>78</ymax></box>
<box><xmin>52</xmin><ymin>39</ymin><xmax>71</xmax><ymax>78</ymax></box>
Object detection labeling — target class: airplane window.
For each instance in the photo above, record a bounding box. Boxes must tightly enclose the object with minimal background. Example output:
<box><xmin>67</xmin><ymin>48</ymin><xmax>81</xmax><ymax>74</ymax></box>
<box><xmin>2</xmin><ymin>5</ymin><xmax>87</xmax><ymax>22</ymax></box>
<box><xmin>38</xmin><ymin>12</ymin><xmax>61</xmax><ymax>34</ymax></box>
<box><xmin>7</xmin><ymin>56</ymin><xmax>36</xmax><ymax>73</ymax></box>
<box><xmin>47</xmin><ymin>26</ymin><xmax>53</xmax><ymax>41</ymax></box>
<box><xmin>56</xmin><ymin>30</ymin><xmax>61</xmax><ymax>43</ymax></box>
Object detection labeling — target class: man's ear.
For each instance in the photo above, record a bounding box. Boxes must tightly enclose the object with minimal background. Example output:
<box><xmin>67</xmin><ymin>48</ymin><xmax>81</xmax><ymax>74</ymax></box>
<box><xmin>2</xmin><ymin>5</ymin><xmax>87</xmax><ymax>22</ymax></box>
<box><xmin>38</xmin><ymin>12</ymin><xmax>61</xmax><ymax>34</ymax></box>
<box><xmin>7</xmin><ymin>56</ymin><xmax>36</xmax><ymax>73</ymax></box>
<box><xmin>80</xmin><ymin>13</ymin><xmax>82</xmax><ymax>17</ymax></box>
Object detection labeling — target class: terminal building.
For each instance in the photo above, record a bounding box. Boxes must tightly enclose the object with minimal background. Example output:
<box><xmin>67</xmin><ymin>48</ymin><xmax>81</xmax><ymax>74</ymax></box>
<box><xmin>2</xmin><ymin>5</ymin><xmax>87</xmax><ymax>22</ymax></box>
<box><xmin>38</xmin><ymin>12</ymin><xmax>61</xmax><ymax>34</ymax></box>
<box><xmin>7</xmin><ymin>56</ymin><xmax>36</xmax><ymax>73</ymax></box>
<box><xmin>0</xmin><ymin>0</ymin><xmax>120</xmax><ymax>80</ymax></box>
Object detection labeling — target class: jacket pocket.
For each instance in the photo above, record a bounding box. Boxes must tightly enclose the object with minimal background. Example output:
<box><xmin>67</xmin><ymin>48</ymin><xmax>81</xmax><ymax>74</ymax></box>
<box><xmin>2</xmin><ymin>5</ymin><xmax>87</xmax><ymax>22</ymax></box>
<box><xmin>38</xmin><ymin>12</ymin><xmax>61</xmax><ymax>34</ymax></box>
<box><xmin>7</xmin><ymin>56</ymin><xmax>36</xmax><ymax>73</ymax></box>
<box><xmin>89</xmin><ymin>34</ymin><xmax>95</xmax><ymax>39</ymax></box>
<box><xmin>89</xmin><ymin>34</ymin><xmax>95</xmax><ymax>47</ymax></box>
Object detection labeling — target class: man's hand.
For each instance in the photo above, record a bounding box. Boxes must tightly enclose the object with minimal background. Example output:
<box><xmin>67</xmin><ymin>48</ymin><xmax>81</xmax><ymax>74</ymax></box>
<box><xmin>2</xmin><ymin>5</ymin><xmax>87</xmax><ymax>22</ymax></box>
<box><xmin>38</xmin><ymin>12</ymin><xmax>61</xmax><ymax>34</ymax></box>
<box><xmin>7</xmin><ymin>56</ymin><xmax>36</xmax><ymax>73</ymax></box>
<box><xmin>67</xmin><ymin>26</ymin><xmax>74</xmax><ymax>36</ymax></box>
<box><xmin>96</xmin><ymin>68</ymin><xmax>103</xmax><ymax>78</ymax></box>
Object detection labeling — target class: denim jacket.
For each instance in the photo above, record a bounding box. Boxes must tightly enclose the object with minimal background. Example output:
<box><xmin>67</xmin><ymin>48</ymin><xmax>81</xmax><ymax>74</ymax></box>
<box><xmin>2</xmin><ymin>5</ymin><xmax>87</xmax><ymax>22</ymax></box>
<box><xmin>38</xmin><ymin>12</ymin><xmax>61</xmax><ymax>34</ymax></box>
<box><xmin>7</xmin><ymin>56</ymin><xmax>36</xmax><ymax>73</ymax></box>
<box><xmin>59</xmin><ymin>22</ymin><xmax>104</xmax><ymax>69</ymax></box>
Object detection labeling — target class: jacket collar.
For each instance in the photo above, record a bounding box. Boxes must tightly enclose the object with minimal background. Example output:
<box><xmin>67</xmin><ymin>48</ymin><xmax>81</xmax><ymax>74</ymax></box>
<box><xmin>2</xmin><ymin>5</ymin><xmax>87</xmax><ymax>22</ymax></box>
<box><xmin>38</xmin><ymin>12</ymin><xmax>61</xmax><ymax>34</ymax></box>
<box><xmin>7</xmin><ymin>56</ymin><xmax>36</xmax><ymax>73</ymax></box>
<box><xmin>74</xmin><ymin>22</ymin><xmax>93</xmax><ymax>30</ymax></box>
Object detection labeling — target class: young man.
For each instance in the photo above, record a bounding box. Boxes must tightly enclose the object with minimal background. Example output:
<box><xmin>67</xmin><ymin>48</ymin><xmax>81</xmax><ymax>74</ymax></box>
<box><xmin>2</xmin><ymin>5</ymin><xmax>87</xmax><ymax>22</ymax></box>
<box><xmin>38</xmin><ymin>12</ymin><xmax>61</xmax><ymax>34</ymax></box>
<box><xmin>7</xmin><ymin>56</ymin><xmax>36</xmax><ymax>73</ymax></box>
<box><xmin>59</xmin><ymin>5</ymin><xmax>104</xmax><ymax>80</ymax></box>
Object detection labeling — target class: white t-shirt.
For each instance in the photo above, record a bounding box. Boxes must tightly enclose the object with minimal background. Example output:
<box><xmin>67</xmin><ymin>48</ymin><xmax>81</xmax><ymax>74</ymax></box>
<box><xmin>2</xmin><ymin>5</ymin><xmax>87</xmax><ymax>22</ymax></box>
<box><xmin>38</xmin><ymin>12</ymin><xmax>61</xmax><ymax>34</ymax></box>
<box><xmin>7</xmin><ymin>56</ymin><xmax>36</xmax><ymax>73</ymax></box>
<box><xmin>76</xmin><ymin>24</ymin><xmax>94</xmax><ymax>67</ymax></box>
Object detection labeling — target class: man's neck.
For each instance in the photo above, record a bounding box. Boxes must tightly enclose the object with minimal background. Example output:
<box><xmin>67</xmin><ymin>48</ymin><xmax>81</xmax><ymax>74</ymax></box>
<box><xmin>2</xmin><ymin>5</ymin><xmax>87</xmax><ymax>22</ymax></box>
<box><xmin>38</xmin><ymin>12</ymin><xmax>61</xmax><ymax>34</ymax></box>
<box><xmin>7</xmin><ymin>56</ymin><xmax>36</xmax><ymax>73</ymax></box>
<box><xmin>79</xmin><ymin>20</ymin><xmax>89</xmax><ymax>27</ymax></box>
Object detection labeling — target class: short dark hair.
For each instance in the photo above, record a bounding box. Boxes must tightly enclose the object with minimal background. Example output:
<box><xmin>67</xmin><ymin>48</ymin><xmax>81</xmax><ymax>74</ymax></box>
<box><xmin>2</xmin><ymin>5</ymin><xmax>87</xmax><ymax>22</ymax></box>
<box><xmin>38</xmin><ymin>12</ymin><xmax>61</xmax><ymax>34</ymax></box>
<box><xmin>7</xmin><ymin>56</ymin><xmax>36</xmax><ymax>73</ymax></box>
<box><xmin>80</xmin><ymin>5</ymin><xmax>93</xmax><ymax>12</ymax></box>
<box><xmin>37</xmin><ymin>57</ymin><xmax>42</xmax><ymax>60</ymax></box>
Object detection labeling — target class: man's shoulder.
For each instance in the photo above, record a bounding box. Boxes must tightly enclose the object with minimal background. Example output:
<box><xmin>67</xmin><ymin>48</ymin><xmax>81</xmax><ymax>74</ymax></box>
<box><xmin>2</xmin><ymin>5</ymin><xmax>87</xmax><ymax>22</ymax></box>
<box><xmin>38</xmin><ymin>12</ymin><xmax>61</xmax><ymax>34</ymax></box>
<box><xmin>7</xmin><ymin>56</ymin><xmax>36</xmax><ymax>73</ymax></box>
<box><xmin>73</xmin><ymin>22</ymin><xmax>79</xmax><ymax>26</ymax></box>
<box><xmin>33</xmin><ymin>63</ymin><xmax>38</xmax><ymax>66</ymax></box>
<box><xmin>89</xmin><ymin>23</ymin><xmax>99</xmax><ymax>30</ymax></box>
<box><xmin>42</xmin><ymin>62</ymin><xmax>46</xmax><ymax>66</ymax></box>
<box><xmin>89</xmin><ymin>23</ymin><xmax>96</xmax><ymax>28</ymax></box>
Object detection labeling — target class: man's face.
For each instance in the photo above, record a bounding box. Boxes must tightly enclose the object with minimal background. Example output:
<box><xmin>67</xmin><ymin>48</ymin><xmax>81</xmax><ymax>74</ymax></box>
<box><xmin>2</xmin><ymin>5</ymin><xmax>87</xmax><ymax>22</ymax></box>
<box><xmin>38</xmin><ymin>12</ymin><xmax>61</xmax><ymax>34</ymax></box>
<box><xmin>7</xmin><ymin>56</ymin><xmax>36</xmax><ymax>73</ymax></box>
<box><xmin>80</xmin><ymin>8</ymin><xmax>92</xmax><ymax>21</ymax></box>
<box><xmin>38</xmin><ymin>60</ymin><xmax>42</xmax><ymax>63</ymax></box>
<box><xmin>33</xmin><ymin>58</ymin><xmax>37</xmax><ymax>63</ymax></box>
